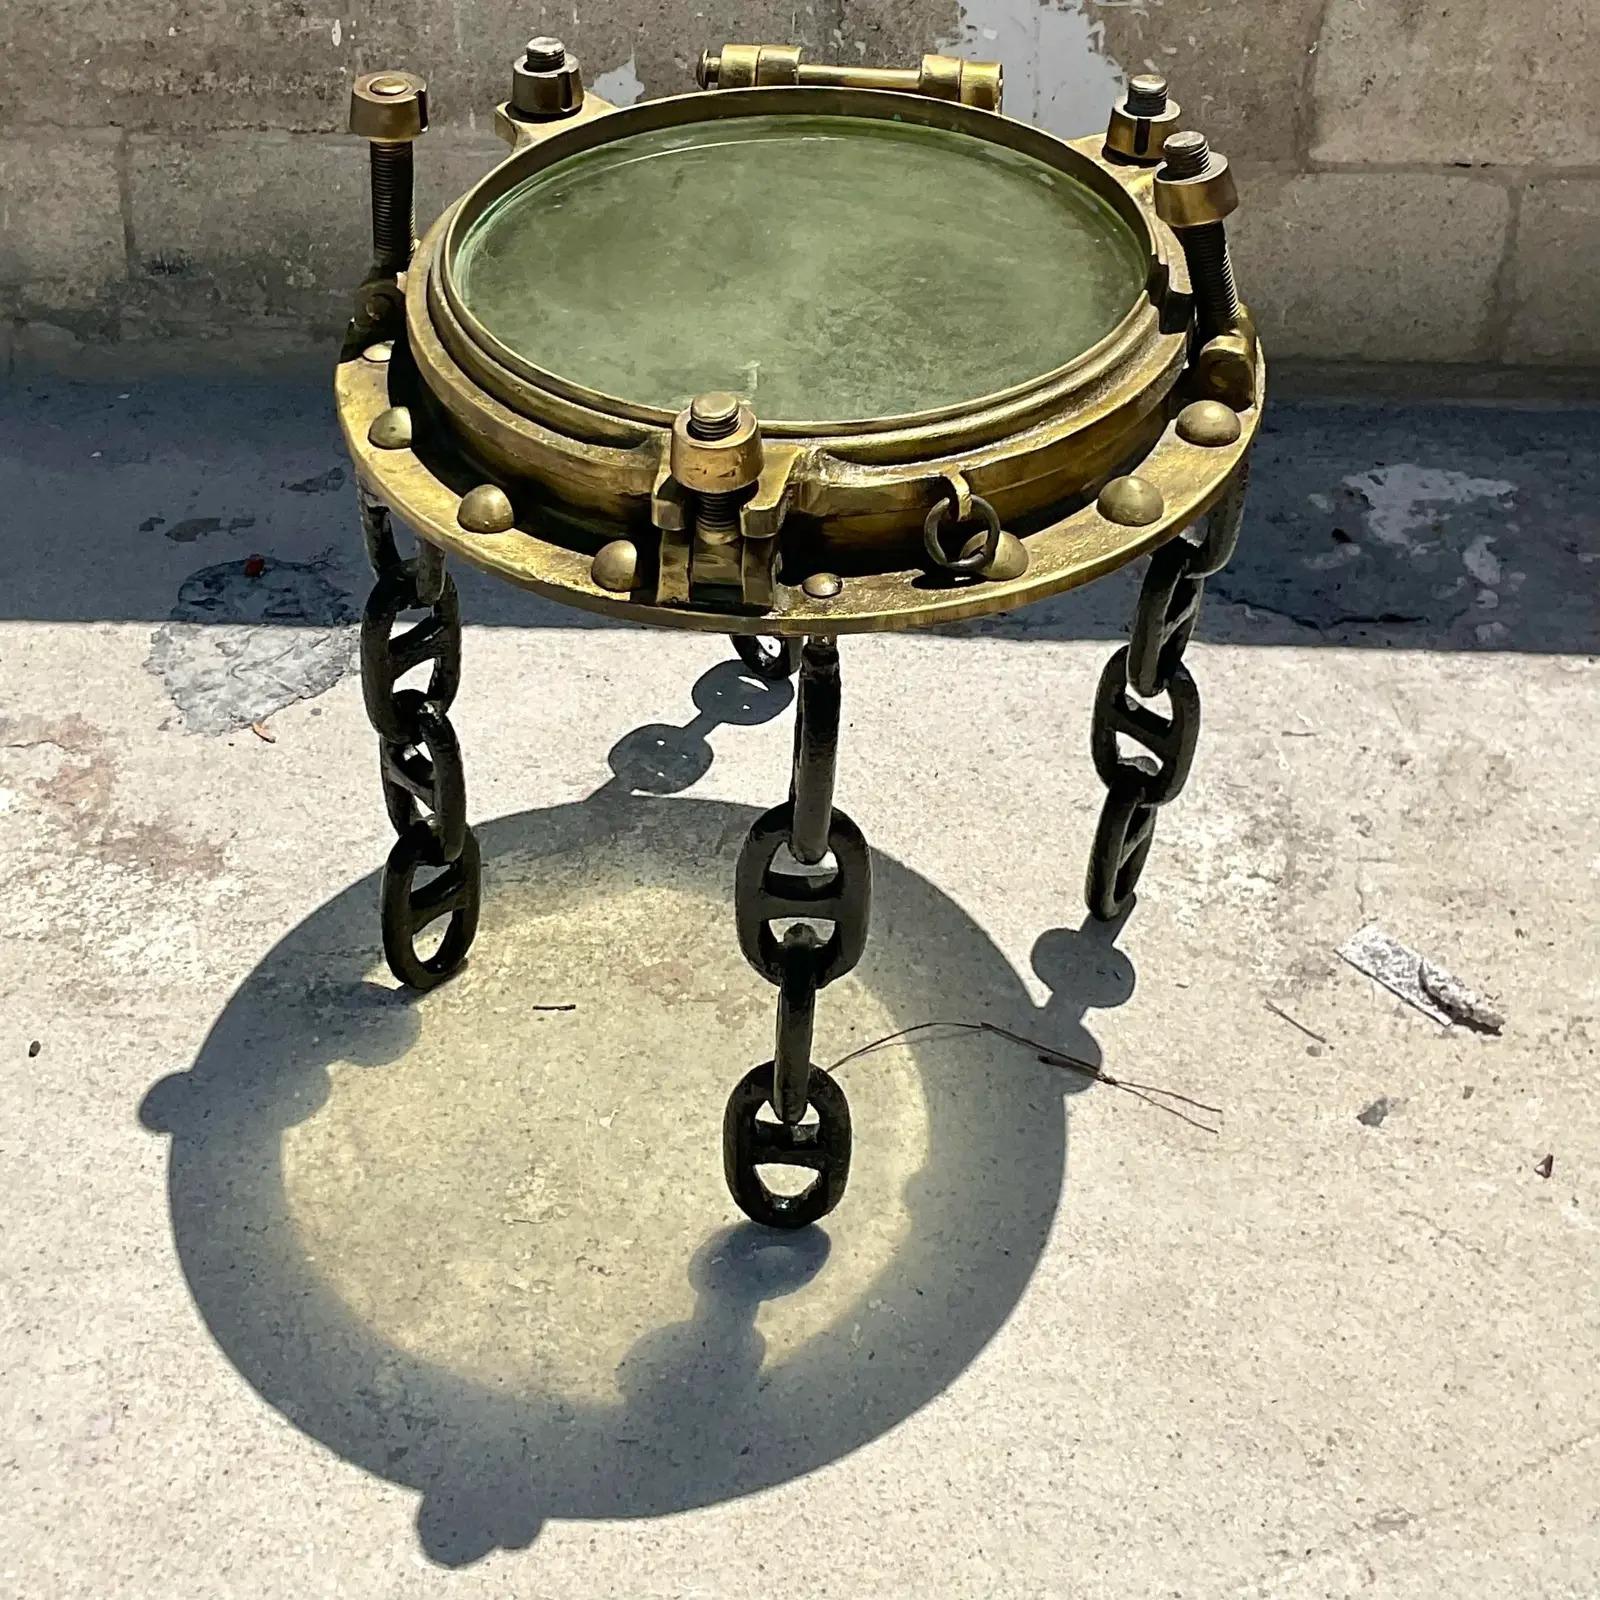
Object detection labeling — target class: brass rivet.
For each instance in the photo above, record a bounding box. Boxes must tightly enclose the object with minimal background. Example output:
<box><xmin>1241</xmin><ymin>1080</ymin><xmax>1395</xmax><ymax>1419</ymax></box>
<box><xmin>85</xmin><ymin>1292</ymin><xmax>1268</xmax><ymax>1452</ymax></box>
<box><xmin>1176</xmin><ymin>399</ymin><xmax>1242</xmax><ymax>447</ymax></box>
<box><xmin>362</xmin><ymin>340</ymin><xmax>394</xmax><ymax>364</ymax></box>
<box><xmin>962</xmin><ymin>529</ymin><xmax>1029</xmax><ymax>582</ymax></box>
<box><xmin>591</xmin><ymin>539</ymin><xmax>639</xmax><ymax>592</ymax></box>
<box><xmin>370</xmin><ymin>75</ymin><xmax>410</xmax><ymax>97</ymax></box>
<box><xmin>366</xmin><ymin>405</ymin><xmax>413</xmax><ymax>450</ymax></box>
<box><xmin>1097</xmin><ymin>475</ymin><xmax>1165</xmax><ymax>527</ymax></box>
<box><xmin>458</xmin><ymin>484</ymin><xmax>515</xmax><ymax>534</ymax></box>
<box><xmin>802</xmin><ymin>572</ymin><xmax>843</xmax><ymax>600</ymax></box>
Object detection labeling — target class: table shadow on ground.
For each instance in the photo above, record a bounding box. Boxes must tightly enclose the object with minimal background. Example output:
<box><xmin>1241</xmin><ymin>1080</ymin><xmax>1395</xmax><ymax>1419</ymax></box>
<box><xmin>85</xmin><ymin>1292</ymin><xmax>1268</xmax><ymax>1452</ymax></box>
<box><xmin>138</xmin><ymin>718</ymin><xmax>1135</xmax><ymax>1566</ymax></box>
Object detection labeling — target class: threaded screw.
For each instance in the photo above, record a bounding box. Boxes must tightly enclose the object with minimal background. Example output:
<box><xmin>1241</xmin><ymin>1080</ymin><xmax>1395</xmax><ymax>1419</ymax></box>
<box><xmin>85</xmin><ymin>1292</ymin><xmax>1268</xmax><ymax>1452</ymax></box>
<box><xmin>1162</xmin><ymin>129</ymin><xmax>1211</xmax><ymax>180</ymax></box>
<box><xmin>1161</xmin><ymin>130</ymin><xmax>1241</xmax><ymax>340</ymax></box>
<box><xmin>368</xmin><ymin>141</ymin><xmax>414</xmax><ymax>273</ymax></box>
<box><xmin>687</xmin><ymin>392</ymin><xmax>741</xmax><ymax>442</ymax></box>
<box><xmin>524</xmin><ymin>36</ymin><xmax>567</xmax><ymax>70</ymax></box>
<box><xmin>1124</xmin><ymin>74</ymin><xmax>1168</xmax><ymax>116</ymax></box>
<box><xmin>687</xmin><ymin>392</ymin><xmax>746</xmax><ymax>535</ymax></box>
<box><xmin>1181</xmin><ymin>223</ymin><xmax>1240</xmax><ymax>339</ymax></box>
<box><xmin>351</xmin><ymin>72</ymin><xmax>426</xmax><ymax>277</ymax></box>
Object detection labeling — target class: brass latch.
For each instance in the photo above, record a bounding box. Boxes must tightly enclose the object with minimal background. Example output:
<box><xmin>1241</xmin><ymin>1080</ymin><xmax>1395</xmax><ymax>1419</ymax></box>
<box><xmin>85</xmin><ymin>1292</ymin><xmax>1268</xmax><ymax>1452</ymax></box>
<box><xmin>697</xmin><ymin>44</ymin><xmax>1003</xmax><ymax>114</ymax></box>
<box><xmin>648</xmin><ymin>394</ymin><xmax>804</xmax><ymax>612</ymax></box>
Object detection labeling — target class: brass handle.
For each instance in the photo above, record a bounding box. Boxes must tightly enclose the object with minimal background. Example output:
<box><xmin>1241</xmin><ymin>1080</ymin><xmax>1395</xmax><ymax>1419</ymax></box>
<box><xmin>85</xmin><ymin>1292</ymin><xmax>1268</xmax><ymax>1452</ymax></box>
<box><xmin>697</xmin><ymin>44</ymin><xmax>1003</xmax><ymax>114</ymax></box>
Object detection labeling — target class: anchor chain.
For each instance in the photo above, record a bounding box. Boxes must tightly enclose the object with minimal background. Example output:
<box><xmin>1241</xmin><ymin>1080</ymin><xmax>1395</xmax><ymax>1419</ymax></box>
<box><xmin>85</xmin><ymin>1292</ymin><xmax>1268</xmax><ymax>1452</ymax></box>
<box><xmin>725</xmin><ymin>636</ymin><xmax>871</xmax><ymax>1228</ymax></box>
<box><xmin>731</xmin><ymin>634</ymin><xmax>801</xmax><ymax>682</ymax></box>
<box><xmin>358</xmin><ymin>490</ymin><xmax>481</xmax><ymax>988</ymax></box>
<box><xmin>1085</xmin><ymin>465</ymin><xmax>1248</xmax><ymax>920</ymax></box>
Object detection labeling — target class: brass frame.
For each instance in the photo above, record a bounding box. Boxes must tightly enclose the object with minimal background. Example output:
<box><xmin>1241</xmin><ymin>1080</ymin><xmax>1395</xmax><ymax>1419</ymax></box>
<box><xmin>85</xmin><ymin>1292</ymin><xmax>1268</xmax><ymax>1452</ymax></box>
<box><xmin>336</xmin><ymin>82</ymin><xmax>1263</xmax><ymax>636</ymax></box>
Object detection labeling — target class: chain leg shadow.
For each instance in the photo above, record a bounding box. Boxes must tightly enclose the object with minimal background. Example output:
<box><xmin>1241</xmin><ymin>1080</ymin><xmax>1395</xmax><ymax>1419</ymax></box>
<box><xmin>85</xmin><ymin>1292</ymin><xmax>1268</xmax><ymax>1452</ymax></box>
<box><xmin>358</xmin><ymin>490</ymin><xmax>482</xmax><ymax>989</ymax></box>
<box><xmin>1085</xmin><ymin>463</ymin><xmax>1250</xmax><ymax>921</ymax></box>
<box><xmin>724</xmin><ymin>637</ymin><xmax>872</xmax><ymax>1228</ymax></box>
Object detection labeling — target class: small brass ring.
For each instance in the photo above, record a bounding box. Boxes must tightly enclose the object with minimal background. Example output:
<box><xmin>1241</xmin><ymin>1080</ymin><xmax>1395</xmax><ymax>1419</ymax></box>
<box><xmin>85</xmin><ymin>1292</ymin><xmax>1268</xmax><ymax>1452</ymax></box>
<box><xmin>923</xmin><ymin>493</ymin><xmax>1003</xmax><ymax>574</ymax></box>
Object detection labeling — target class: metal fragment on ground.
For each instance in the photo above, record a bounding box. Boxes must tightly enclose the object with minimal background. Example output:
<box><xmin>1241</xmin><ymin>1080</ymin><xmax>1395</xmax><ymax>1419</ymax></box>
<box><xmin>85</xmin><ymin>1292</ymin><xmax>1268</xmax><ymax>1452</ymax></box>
<box><xmin>1418</xmin><ymin>960</ymin><xmax>1505</xmax><ymax>1034</ymax></box>
<box><xmin>1357</xmin><ymin>1096</ymin><xmax>1394</xmax><ymax>1128</ymax></box>
<box><xmin>1337</xmin><ymin>923</ymin><xmax>1503</xmax><ymax>1032</ymax></box>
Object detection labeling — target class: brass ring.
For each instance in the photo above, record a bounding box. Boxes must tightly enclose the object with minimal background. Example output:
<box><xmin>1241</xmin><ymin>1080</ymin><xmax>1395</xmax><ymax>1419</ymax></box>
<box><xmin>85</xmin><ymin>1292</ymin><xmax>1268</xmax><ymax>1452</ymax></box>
<box><xmin>922</xmin><ymin>492</ymin><xmax>1003</xmax><ymax>574</ymax></box>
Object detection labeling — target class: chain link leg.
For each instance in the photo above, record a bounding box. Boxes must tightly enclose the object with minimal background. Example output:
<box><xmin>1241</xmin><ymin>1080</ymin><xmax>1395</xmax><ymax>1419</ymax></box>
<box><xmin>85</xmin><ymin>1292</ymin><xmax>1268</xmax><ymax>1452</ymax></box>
<box><xmin>1085</xmin><ymin>463</ymin><xmax>1249</xmax><ymax>920</ymax></box>
<box><xmin>732</xmin><ymin>634</ymin><xmax>802</xmax><ymax>683</ymax></box>
<box><xmin>725</xmin><ymin>637</ymin><xmax>871</xmax><ymax>1228</ymax></box>
<box><xmin>357</xmin><ymin>489</ymin><xmax>481</xmax><ymax>988</ymax></box>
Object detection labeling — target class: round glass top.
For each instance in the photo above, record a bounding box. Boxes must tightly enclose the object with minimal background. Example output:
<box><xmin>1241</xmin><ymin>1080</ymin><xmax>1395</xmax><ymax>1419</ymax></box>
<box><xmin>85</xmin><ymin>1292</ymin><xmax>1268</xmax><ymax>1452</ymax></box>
<box><xmin>451</xmin><ymin>113</ymin><xmax>1149</xmax><ymax>423</ymax></box>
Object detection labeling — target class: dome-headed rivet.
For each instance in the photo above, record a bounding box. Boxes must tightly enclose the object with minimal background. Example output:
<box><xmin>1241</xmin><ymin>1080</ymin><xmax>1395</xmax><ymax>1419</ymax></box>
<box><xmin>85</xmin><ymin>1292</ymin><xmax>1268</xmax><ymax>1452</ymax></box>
<box><xmin>802</xmin><ymin>572</ymin><xmax>843</xmax><ymax>600</ymax></box>
<box><xmin>367</xmin><ymin>405</ymin><xmax>413</xmax><ymax>450</ymax></box>
<box><xmin>362</xmin><ymin>340</ymin><xmax>394</xmax><ymax>365</ymax></box>
<box><xmin>458</xmin><ymin>484</ymin><xmax>515</xmax><ymax>534</ymax></box>
<box><xmin>591</xmin><ymin>539</ymin><xmax>639</xmax><ymax>592</ymax></box>
<box><xmin>962</xmin><ymin>528</ymin><xmax>1030</xmax><ymax>581</ymax></box>
<box><xmin>1175</xmin><ymin>399</ymin><xmax>1242</xmax><ymax>447</ymax></box>
<box><xmin>1097</xmin><ymin>475</ymin><xmax>1165</xmax><ymax>527</ymax></box>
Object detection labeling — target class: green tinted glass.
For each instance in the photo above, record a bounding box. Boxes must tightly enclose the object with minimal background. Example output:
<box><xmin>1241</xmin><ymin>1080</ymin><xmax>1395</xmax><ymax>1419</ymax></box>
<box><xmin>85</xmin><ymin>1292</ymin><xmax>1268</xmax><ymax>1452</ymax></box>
<box><xmin>454</xmin><ymin>113</ymin><xmax>1148</xmax><ymax>422</ymax></box>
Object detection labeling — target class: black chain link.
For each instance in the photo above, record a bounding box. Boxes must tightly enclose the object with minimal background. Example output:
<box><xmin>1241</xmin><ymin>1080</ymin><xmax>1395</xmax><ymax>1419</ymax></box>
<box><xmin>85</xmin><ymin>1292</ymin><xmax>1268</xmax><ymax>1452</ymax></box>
<box><xmin>1085</xmin><ymin>465</ymin><xmax>1248</xmax><ymax>920</ymax></box>
<box><xmin>732</xmin><ymin>634</ymin><xmax>801</xmax><ymax>682</ymax></box>
<box><xmin>1090</xmin><ymin>646</ymin><xmax>1201</xmax><ymax>807</ymax></box>
<box><xmin>358</xmin><ymin>491</ymin><xmax>480</xmax><ymax>990</ymax></box>
<box><xmin>725</xmin><ymin>637</ymin><xmax>870</xmax><ymax>1229</ymax></box>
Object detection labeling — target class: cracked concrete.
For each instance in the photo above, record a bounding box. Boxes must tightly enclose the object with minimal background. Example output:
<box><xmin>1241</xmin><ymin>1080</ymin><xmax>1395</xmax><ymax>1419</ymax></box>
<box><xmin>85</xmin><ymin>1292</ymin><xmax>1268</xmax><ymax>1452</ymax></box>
<box><xmin>1</xmin><ymin>376</ymin><xmax>1598</xmax><ymax>1596</ymax></box>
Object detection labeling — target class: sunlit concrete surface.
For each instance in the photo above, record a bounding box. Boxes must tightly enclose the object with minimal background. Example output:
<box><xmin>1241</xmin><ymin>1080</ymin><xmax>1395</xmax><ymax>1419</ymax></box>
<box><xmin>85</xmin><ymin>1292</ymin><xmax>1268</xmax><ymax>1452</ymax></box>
<box><xmin>2</xmin><ymin>380</ymin><xmax>1597</xmax><ymax>1596</ymax></box>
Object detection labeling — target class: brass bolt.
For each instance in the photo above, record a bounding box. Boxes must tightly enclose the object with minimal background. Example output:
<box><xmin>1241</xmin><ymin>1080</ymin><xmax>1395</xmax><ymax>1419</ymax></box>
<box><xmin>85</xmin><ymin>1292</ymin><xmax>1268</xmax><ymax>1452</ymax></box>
<box><xmin>524</xmin><ymin>36</ymin><xmax>567</xmax><ymax>71</ymax></box>
<box><xmin>1156</xmin><ymin>130</ymin><xmax>1241</xmax><ymax>342</ymax></box>
<box><xmin>1162</xmin><ymin>129</ymin><xmax>1212</xmax><ymax>180</ymax></box>
<box><xmin>349</xmin><ymin>71</ymin><xmax>428</xmax><ymax>276</ymax></box>
<box><xmin>1104</xmin><ymin>72</ymin><xmax>1180</xmax><ymax>164</ymax></box>
<box><xmin>1124</xmin><ymin>74</ymin><xmax>1169</xmax><ymax>115</ymax></box>
<box><xmin>686</xmin><ymin>391</ymin><xmax>741</xmax><ymax>442</ymax></box>
<box><xmin>688</xmin><ymin>395</ymin><xmax>746</xmax><ymax>539</ymax></box>
<box><xmin>671</xmin><ymin>391</ymin><xmax>764</xmax><ymax>552</ymax></box>
<box><xmin>511</xmin><ymin>36</ymin><xmax>584</xmax><ymax>119</ymax></box>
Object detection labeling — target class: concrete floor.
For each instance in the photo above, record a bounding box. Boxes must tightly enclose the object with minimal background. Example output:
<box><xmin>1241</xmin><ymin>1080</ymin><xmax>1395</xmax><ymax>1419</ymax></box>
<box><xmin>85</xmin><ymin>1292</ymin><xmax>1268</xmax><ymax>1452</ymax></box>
<box><xmin>2</xmin><ymin>380</ymin><xmax>1597</xmax><ymax>1597</ymax></box>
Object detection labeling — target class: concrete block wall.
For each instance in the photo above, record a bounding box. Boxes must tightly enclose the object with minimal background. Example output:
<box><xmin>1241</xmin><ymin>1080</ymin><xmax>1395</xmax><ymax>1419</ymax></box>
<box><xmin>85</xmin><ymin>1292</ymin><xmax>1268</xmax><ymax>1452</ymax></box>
<box><xmin>2</xmin><ymin>0</ymin><xmax>1597</xmax><ymax>378</ymax></box>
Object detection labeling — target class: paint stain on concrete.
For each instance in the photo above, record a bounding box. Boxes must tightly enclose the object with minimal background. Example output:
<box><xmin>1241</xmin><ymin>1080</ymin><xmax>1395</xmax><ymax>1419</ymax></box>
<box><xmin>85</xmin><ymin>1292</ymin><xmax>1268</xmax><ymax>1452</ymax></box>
<box><xmin>592</xmin><ymin>51</ymin><xmax>646</xmax><ymax>107</ymax></box>
<box><xmin>1341</xmin><ymin>466</ymin><xmax>1516</xmax><ymax>557</ymax></box>
<box><xmin>941</xmin><ymin>0</ymin><xmax>1126</xmax><ymax>137</ymax></box>
<box><xmin>1462</xmin><ymin>532</ymin><xmax>1503</xmax><ymax>586</ymax></box>
<box><xmin>145</xmin><ymin>559</ymin><xmax>358</xmax><ymax>735</ymax></box>
<box><xmin>164</xmin><ymin>513</ymin><xmax>258</xmax><ymax>543</ymax></box>
<box><xmin>285</xmin><ymin>466</ymin><xmax>347</xmax><ymax>495</ymax></box>
<box><xmin>0</xmin><ymin>712</ymin><xmax>229</xmax><ymax>885</ymax></box>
